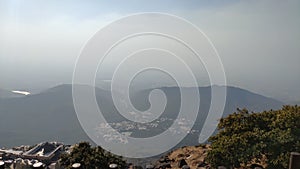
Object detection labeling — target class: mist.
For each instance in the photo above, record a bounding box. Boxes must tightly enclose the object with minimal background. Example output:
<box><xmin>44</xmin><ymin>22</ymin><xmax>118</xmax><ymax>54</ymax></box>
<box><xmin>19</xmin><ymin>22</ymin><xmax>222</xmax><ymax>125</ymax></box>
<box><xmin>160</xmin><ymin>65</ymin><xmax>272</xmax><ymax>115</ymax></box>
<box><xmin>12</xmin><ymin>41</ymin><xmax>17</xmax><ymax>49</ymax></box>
<box><xmin>0</xmin><ymin>0</ymin><xmax>299</xmax><ymax>103</ymax></box>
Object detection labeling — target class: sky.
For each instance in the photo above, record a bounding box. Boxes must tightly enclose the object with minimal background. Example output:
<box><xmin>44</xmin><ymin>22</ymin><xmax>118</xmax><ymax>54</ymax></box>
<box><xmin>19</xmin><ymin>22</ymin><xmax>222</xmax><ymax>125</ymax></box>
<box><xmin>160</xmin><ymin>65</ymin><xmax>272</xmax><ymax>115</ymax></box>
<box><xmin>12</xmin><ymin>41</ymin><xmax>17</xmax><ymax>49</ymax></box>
<box><xmin>0</xmin><ymin>0</ymin><xmax>299</xmax><ymax>103</ymax></box>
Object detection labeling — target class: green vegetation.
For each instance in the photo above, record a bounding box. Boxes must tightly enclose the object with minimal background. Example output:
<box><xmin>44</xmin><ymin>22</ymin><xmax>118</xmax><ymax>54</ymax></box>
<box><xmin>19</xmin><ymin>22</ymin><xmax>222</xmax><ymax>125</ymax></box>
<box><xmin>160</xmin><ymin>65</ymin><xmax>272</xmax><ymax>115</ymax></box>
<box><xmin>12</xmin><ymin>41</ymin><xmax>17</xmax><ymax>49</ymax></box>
<box><xmin>60</xmin><ymin>142</ymin><xmax>127</xmax><ymax>169</ymax></box>
<box><xmin>206</xmin><ymin>105</ymin><xmax>300</xmax><ymax>169</ymax></box>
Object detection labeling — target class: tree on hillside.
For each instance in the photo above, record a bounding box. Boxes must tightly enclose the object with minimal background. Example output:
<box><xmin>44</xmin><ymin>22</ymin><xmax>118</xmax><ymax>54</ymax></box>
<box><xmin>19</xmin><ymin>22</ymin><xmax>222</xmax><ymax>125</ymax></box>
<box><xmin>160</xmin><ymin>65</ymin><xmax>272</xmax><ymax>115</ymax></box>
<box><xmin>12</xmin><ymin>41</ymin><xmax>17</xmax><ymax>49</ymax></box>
<box><xmin>206</xmin><ymin>105</ymin><xmax>300</xmax><ymax>169</ymax></box>
<box><xmin>60</xmin><ymin>142</ymin><xmax>127</xmax><ymax>169</ymax></box>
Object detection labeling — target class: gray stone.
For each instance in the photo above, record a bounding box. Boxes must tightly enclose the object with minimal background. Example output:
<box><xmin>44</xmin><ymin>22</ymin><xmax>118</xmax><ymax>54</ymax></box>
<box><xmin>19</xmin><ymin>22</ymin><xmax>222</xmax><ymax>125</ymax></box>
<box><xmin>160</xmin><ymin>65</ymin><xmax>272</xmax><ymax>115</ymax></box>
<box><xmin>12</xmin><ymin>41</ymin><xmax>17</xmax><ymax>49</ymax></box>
<box><xmin>182</xmin><ymin>165</ymin><xmax>190</xmax><ymax>169</ymax></box>
<box><xmin>156</xmin><ymin>162</ymin><xmax>171</xmax><ymax>169</ymax></box>
<box><xmin>178</xmin><ymin>159</ymin><xmax>187</xmax><ymax>168</ymax></box>
<box><xmin>146</xmin><ymin>164</ymin><xmax>154</xmax><ymax>169</ymax></box>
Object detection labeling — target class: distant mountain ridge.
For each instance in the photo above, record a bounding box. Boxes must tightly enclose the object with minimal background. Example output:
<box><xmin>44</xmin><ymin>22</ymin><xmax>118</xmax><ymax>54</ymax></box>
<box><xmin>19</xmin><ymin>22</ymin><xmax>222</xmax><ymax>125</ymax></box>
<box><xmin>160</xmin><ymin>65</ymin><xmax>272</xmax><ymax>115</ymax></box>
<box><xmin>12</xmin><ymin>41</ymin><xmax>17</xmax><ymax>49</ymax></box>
<box><xmin>0</xmin><ymin>84</ymin><xmax>283</xmax><ymax>148</ymax></box>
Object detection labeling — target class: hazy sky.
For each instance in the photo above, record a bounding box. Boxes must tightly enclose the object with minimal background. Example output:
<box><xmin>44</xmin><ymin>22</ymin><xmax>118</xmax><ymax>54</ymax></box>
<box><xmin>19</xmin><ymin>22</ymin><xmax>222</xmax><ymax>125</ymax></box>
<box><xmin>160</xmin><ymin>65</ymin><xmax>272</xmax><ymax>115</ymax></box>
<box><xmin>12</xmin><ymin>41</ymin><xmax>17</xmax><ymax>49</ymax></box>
<box><xmin>0</xmin><ymin>0</ymin><xmax>299</xmax><ymax>102</ymax></box>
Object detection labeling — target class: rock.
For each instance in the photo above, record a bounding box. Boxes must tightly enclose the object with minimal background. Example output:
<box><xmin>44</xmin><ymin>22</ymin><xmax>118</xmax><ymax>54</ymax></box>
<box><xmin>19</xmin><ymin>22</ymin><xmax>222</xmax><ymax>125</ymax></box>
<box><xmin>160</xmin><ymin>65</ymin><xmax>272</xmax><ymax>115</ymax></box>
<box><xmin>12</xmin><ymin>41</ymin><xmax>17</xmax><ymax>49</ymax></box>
<box><xmin>72</xmin><ymin>163</ymin><xmax>81</xmax><ymax>168</ymax></box>
<box><xmin>109</xmin><ymin>164</ymin><xmax>118</xmax><ymax>168</ymax></box>
<box><xmin>146</xmin><ymin>164</ymin><xmax>154</xmax><ymax>169</ymax></box>
<box><xmin>159</xmin><ymin>157</ymin><xmax>171</xmax><ymax>163</ymax></box>
<box><xmin>156</xmin><ymin>162</ymin><xmax>171</xmax><ymax>169</ymax></box>
<box><xmin>197</xmin><ymin>161</ymin><xmax>207</xmax><ymax>167</ymax></box>
<box><xmin>254</xmin><ymin>167</ymin><xmax>263</xmax><ymax>169</ymax></box>
<box><xmin>159</xmin><ymin>158</ymin><xmax>165</xmax><ymax>163</ymax></box>
<box><xmin>182</xmin><ymin>165</ymin><xmax>190</xmax><ymax>169</ymax></box>
<box><xmin>178</xmin><ymin>159</ymin><xmax>188</xmax><ymax>168</ymax></box>
<box><xmin>250</xmin><ymin>164</ymin><xmax>263</xmax><ymax>169</ymax></box>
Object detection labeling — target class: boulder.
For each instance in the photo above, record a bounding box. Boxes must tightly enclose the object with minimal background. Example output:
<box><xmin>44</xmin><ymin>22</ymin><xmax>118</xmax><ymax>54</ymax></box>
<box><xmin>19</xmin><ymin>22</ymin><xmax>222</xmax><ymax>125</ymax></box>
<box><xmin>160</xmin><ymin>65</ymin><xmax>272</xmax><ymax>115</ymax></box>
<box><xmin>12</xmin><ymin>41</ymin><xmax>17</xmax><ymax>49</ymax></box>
<box><xmin>178</xmin><ymin>159</ymin><xmax>188</xmax><ymax>168</ymax></box>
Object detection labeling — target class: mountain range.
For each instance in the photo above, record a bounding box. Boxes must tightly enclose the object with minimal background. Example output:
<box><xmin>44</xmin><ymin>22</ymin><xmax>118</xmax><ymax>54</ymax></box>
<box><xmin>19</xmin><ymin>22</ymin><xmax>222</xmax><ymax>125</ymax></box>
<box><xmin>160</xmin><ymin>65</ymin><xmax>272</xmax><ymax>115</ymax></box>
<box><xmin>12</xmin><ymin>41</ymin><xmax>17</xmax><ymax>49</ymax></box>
<box><xmin>0</xmin><ymin>84</ymin><xmax>283</xmax><ymax>148</ymax></box>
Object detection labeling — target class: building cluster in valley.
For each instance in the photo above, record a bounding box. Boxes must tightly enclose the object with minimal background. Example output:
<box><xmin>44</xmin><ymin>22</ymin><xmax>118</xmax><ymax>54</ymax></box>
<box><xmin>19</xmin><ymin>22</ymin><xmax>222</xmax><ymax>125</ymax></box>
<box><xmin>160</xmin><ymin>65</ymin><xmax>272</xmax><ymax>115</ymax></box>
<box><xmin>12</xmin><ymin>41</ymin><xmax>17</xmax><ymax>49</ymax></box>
<box><xmin>96</xmin><ymin>117</ymin><xmax>199</xmax><ymax>144</ymax></box>
<box><xmin>0</xmin><ymin>142</ymin><xmax>72</xmax><ymax>169</ymax></box>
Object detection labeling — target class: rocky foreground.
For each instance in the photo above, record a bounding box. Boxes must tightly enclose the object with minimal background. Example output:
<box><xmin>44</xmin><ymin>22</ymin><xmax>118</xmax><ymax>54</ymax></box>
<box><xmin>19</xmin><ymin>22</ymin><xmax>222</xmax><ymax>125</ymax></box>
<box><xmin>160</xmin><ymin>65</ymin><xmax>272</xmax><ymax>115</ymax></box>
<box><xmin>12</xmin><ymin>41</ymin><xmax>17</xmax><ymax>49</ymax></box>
<box><xmin>153</xmin><ymin>145</ymin><xmax>211</xmax><ymax>169</ymax></box>
<box><xmin>152</xmin><ymin>145</ymin><xmax>266</xmax><ymax>169</ymax></box>
<box><xmin>0</xmin><ymin>142</ymin><xmax>285</xmax><ymax>169</ymax></box>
